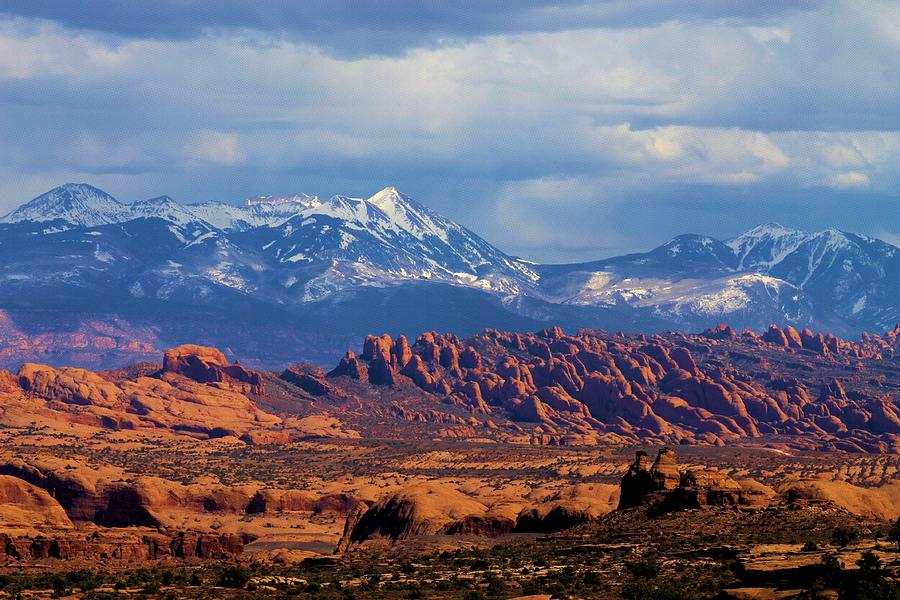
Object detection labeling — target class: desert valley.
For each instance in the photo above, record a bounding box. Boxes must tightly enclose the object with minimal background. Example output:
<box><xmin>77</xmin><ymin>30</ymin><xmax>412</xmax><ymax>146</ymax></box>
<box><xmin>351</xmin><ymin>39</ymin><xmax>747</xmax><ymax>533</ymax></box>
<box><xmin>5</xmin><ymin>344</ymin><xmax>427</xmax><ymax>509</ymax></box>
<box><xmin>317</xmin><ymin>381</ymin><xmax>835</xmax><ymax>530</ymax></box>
<box><xmin>0</xmin><ymin>322</ymin><xmax>897</xmax><ymax>598</ymax></box>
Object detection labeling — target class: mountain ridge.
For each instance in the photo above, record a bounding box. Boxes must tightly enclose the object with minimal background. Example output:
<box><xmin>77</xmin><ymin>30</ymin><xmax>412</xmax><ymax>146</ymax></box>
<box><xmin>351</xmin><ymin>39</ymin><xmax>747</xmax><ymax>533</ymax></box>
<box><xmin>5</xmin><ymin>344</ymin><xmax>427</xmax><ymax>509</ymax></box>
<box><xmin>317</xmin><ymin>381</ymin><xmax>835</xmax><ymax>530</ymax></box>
<box><xmin>0</xmin><ymin>183</ymin><xmax>896</xmax><ymax>368</ymax></box>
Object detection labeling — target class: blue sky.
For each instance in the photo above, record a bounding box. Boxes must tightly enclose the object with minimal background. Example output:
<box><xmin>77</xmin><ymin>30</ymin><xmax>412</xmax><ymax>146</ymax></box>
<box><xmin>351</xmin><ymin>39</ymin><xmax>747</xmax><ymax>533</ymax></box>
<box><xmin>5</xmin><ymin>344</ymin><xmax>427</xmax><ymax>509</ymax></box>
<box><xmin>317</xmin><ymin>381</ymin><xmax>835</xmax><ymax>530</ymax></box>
<box><xmin>0</xmin><ymin>0</ymin><xmax>897</xmax><ymax>261</ymax></box>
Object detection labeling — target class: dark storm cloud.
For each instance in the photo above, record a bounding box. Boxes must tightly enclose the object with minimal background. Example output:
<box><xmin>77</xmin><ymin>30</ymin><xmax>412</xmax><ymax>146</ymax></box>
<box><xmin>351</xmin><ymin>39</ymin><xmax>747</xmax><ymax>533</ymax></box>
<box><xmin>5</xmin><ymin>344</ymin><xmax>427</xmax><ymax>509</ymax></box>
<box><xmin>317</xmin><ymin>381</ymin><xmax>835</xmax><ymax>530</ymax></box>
<box><xmin>0</xmin><ymin>0</ymin><xmax>820</xmax><ymax>55</ymax></box>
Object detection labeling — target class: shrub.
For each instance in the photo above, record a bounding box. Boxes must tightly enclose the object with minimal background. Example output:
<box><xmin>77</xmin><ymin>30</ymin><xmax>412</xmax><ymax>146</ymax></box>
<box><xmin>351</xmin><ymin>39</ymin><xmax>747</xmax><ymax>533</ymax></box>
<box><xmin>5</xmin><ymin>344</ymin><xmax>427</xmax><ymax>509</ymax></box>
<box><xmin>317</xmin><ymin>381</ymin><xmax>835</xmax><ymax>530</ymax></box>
<box><xmin>216</xmin><ymin>565</ymin><xmax>251</xmax><ymax>589</ymax></box>
<box><xmin>831</xmin><ymin>527</ymin><xmax>859</xmax><ymax>548</ymax></box>
<box><xmin>888</xmin><ymin>518</ymin><xmax>900</xmax><ymax>550</ymax></box>
<box><xmin>626</xmin><ymin>555</ymin><xmax>661</xmax><ymax>579</ymax></box>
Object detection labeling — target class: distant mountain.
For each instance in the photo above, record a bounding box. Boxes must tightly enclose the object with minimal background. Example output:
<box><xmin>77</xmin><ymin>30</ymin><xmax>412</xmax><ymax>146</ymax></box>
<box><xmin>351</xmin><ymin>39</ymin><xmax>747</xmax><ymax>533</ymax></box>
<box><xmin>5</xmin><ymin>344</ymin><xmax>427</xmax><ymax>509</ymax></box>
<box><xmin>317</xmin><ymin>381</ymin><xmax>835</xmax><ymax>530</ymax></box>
<box><xmin>532</xmin><ymin>223</ymin><xmax>899</xmax><ymax>334</ymax></box>
<box><xmin>0</xmin><ymin>184</ymin><xmax>896</xmax><ymax>368</ymax></box>
<box><xmin>1</xmin><ymin>183</ymin><xmax>130</xmax><ymax>228</ymax></box>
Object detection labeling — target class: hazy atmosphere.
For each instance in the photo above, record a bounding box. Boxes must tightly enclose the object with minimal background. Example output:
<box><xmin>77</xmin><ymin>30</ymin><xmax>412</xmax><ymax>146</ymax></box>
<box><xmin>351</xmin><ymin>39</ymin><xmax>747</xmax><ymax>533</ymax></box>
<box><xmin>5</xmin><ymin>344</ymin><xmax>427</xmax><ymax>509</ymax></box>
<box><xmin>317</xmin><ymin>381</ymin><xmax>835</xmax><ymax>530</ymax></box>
<box><xmin>1</xmin><ymin>0</ymin><xmax>897</xmax><ymax>261</ymax></box>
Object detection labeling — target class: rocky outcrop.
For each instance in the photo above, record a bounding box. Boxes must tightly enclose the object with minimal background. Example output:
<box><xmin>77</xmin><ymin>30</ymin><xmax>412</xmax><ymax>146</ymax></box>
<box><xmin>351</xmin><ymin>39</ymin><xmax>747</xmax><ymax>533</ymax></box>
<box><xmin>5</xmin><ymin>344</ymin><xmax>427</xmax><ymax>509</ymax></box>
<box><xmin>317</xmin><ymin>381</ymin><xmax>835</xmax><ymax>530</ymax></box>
<box><xmin>334</xmin><ymin>501</ymin><xmax>370</xmax><ymax>555</ymax></box>
<box><xmin>0</xmin><ymin>457</ymin><xmax>257</xmax><ymax>527</ymax></box>
<box><xmin>618</xmin><ymin>451</ymin><xmax>655</xmax><ymax>509</ymax></box>
<box><xmin>0</xmin><ymin>475</ymin><xmax>73</xmax><ymax>532</ymax></box>
<box><xmin>3</xmin><ymin>346</ymin><xmax>292</xmax><ymax>442</ymax></box>
<box><xmin>163</xmin><ymin>344</ymin><xmax>264</xmax><ymax>394</ymax></box>
<box><xmin>649</xmin><ymin>447</ymin><xmax>680</xmax><ymax>491</ymax></box>
<box><xmin>617</xmin><ymin>447</ymin><xmax>750</xmax><ymax>512</ymax></box>
<box><xmin>515</xmin><ymin>483</ymin><xmax>619</xmax><ymax>532</ymax></box>
<box><xmin>337</xmin><ymin>480</ymin><xmax>619</xmax><ymax>550</ymax></box>
<box><xmin>780</xmin><ymin>480</ymin><xmax>900</xmax><ymax>520</ymax></box>
<box><xmin>327</xmin><ymin>351</ymin><xmax>367</xmax><ymax>380</ymax></box>
<box><xmin>247</xmin><ymin>489</ymin><xmax>361</xmax><ymax>515</ymax></box>
<box><xmin>18</xmin><ymin>363</ymin><xmax>123</xmax><ymax>408</ymax></box>
<box><xmin>342</xmin><ymin>483</ymin><xmax>490</xmax><ymax>543</ymax></box>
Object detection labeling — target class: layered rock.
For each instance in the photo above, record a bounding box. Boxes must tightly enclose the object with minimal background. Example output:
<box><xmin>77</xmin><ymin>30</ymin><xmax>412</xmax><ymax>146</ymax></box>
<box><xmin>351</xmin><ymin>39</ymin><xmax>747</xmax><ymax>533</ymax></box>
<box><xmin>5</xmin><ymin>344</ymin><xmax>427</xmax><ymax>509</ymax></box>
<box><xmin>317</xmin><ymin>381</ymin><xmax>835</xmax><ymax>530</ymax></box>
<box><xmin>0</xmin><ymin>530</ymin><xmax>242</xmax><ymax>562</ymax></box>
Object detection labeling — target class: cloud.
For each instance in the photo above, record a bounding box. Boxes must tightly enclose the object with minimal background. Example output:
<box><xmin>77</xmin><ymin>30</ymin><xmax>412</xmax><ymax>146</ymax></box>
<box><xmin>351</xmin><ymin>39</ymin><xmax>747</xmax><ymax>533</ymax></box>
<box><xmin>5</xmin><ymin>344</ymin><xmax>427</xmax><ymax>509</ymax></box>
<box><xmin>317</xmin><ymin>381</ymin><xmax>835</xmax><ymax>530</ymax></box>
<box><xmin>827</xmin><ymin>171</ymin><xmax>870</xmax><ymax>189</ymax></box>
<box><xmin>0</xmin><ymin>1</ymin><xmax>896</xmax><ymax>261</ymax></box>
<box><xmin>183</xmin><ymin>130</ymin><xmax>243</xmax><ymax>165</ymax></box>
<box><xmin>0</xmin><ymin>1</ymin><xmax>821</xmax><ymax>56</ymax></box>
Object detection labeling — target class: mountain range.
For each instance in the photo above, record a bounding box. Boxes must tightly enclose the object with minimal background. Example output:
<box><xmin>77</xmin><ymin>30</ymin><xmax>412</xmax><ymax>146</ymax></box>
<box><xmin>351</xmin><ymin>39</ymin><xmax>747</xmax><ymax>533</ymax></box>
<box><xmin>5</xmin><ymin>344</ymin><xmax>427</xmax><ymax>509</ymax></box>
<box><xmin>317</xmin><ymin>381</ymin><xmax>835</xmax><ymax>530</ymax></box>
<box><xmin>0</xmin><ymin>182</ymin><xmax>896</xmax><ymax>368</ymax></box>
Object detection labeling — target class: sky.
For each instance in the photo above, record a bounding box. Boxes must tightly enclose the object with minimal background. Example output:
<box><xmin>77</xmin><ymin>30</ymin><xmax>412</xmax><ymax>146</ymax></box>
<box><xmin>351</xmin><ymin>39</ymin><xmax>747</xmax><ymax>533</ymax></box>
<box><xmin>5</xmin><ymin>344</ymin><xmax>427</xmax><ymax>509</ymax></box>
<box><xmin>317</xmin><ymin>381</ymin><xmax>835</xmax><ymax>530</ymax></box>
<box><xmin>0</xmin><ymin>0</ymin><xmax>897</xmax><ymax>262</ymax></box>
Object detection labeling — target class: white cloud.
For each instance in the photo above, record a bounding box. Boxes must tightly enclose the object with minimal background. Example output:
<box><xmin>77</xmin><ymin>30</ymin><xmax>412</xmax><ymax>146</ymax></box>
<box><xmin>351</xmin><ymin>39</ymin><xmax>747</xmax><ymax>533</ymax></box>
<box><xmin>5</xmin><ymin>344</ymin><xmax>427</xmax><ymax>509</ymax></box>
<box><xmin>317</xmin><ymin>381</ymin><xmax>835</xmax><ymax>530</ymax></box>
<box><xmin>827</xmin><ymin>171</ymin><xmax>870</xmax><ymax>189</ymax></box>
<box><xmin>183</xmin><ymin>130</ymin><xmax>243</xmax><ymax>165</ymax></box>
<box><xmin>0</xmin><ymin>19</ymin><xmax>132</xmax><ymax>79</ymax></box>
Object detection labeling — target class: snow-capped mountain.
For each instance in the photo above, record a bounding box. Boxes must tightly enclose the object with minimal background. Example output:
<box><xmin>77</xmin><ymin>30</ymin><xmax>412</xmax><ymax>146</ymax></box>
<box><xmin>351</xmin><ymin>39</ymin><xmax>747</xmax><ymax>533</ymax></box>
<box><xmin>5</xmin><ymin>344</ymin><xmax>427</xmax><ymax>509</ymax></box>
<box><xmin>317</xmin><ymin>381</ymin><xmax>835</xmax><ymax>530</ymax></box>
<box><xmin>129</xmin><ymin>196</ymin><xmax>215</xmax><ymax>231</ymax></box>
<box><xmin>727</xmin><ymin>223</ymin><xmax>811</xmax><ymax>270</ymax></box>
<box><xmin>239</xmin><ymin>188</ymin><xmax>537</xmax><ymax>301</ymax></box>
<box><xmin>186</xmin><ymin>193</ymin><xmax>321</xmax><ymax>231</ymax></box>
<box><xmin>0</xmin><ymin>183</ymin><xmax>321</xmax><ymax>232</ymax></box>
<box><xmin>535</xmin><ymin>222</ymin><xmax>899</xmax><ymax>332</ymax></box>
<box><xmin>0</xmin><ymin>183</ymin><xmax>131</xmax><ymax>228</ymax></box>
<box><xmin>0</xmin><ymin>183</ymin><xmax>540</xmax><ymax>318</ymax></box>
<box><xmin>0</xmin><ymin>184</ymin><xmax>896</xmax><ymax>355</ymax></box>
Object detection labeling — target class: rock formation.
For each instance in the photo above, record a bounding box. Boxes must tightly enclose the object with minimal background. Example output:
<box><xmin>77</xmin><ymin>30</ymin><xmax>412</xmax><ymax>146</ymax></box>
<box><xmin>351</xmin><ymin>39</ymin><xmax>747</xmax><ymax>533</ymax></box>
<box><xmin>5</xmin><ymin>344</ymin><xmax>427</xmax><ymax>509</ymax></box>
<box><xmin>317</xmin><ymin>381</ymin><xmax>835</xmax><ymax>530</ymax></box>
<box><xmin>618</xmin><ymin>451</ymin><xmax>655</xmax><ymax>509</ymax></box>
<box><xmin>0</xmin><ymin>475</ymin><xmax>73</xmax><ymax>532</ymax></box>
<box><xmin>325</xmin><ymin>325</ymin><xmax>900</xmax><ymax>452</ymax></box>
<box><xmin>163</xmin><ymin>344</ymin><xmax>264</xmax><ymax>394</ymax></box>
<box><xmin>336</xmin><ymin>480</ymin><xmax>620</xmax><ymax>550</ymax></box>
<box><xmin>617</xmin><ymin>447</ymin><xmax>748</xmax><ymax>511</ymax></box>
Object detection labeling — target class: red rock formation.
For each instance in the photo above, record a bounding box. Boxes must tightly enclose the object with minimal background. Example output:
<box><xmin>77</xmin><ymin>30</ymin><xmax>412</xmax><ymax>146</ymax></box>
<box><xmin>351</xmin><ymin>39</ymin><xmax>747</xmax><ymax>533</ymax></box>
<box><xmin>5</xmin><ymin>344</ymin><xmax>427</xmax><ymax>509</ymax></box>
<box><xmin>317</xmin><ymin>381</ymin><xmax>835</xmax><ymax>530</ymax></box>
<box><xmin>783</xmin><ymin>325</ymin><xmax>803</xmax><ymax>348</ymax></box>
<box><xmin>618</xmin><ymin>447</ymin><xmax>749</xmax><ymax>511</ymax></box>
<box><xmin>163</xmin><ymin>344</ymin><xmax>264</xmax><ymax>394</ymax></box>
<box><xmin>327</xmin><ymin>323</ymin><xmax>900</xmax><ymax>452</ymax></box>
<box><xmin>763</xmin><ymin>324</ymin><xmax>790</xmax><ymax>347</ymax></box>
<box><xmin>327</xmin><ymin>351</ymin><xmax>367</xmax><ymax>380</ymax></box>
<box><xmin>0</xmin><ymin>530</ymin><xmax>242</xmax><ymax>562</ymax></box>
<box><xmin>281</xmin><ymin>365</ymin><xmax>330</xmax><ymax>396</ymax></box>
<box><xmin>618</xmin><ymin>451</ymin><xmax>654</xmax><ymax>509</ymax></box>
<box><xmin>649</xmin><ymin>447</ymin><xmax>680</xmax><ymax>491</ymax></box>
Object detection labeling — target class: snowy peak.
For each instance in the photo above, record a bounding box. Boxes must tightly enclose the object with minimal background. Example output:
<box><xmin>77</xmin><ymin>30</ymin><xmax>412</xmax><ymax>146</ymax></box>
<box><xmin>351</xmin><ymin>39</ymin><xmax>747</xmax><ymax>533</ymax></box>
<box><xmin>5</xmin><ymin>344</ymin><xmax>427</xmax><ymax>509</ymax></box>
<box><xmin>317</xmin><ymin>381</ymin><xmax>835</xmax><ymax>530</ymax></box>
<box><xmin>660</xmin><ymin>234</ymin><xmax>726</xmax><ymax>257</ymax></box>
<box><xmin>726</xmin><ymin>223</ymin><xmax>810</xmax><ymax>271</ymax></box>
<box><xmin>366</xmin><ymin>186</ymin><xmax>452</xmax><ymax>242</ymax></box>
<box><xmin>185</xmin><ymin>194</ymin><xmax>319</xmax><ymax>231</ymax></box>
<box><xmin>731</xmin><ymin>222</ymin><xmax>803</xmax><ymax>240</ymax></box>
<box><xmin>1</xmin><ymin>183</ymin><xmax>127</xmax><ymax>228</ymax></box>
